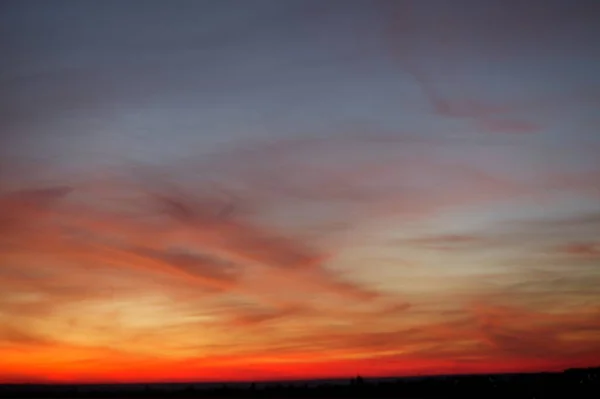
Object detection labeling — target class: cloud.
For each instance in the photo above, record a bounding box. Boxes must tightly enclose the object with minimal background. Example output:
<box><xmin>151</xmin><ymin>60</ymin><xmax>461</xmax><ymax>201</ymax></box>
<box><xmin>196</xmin><ymin>134</ymin><xmax>537</xmax><ymax>221</ymax></box>
<box><xmin>475</xmin><ymin>119</ymin><xmax>542</xmax><ymax>134</ymax></box>
<box><xmin>0</xmin><ymin>185</ymin><xmax>72</xmax><ymax>231</ymax></box>
<box><xmin>543</xmin><ymin>170</ymin><xmax>600</xmax><ymax>198</ymax></box>
<box><xmin>137</xmin><ymin>183</ymin><xmax>328</xmax><ymax>271</ymax></box>
<box><xmin>402</xmin><ymin>234</ymin><xmax>482</xmax><ymax>251</ymax></box>
<box><xmin>490</xmin><ymin>211</ymin><xmax>600</xmax><ymax>255</ymax></box>
<box><xmin>0</xmin><ymin>156</ymin><xmax>395</xmax><ymax>336</ymax></box>
<box><xmin>470</xmin><ymin>303</ymin><xmax>600</xmax><ymax>360</ymax></box>
<box><xmin>0</xmin><ymin>324</ymin><xmax>54</xmax><ymax>347</ymax></box>
<box><xmin>510</xmin><ymin>212</ymin><xmax>600</xmax><ymax>231</ymax></box>
<box><xmin>128</xmin><ymin>247</ymin><xmax>241</xmax><ymax>289</ymax></box>
<box><xmin>557</xmin><ymin>243</ymin><xmax>600</xmax><ymax>258</ymax></box>
<box><xmin>2</xmin><ymin>133</ymin><xmax>600</xmax><ymax>382</ymax></box>
<box><xmin>225</xmin><ymin>303</ymin><xmax>312</xmax><ymax>328</ymax></box>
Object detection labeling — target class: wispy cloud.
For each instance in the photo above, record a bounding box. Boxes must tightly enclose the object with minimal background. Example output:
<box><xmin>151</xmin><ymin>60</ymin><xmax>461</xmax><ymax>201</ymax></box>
<box><xmin>475</xmin><ymin>119</ymin><xmax>543</xmax><ymax>135</ymax></box>
<box><xmin>382</xmin><ymin>0</ymin><xmax>600</xmax><ymax>124</ymax></box>
<box><xmin>2</xmin><ymin>148</ymin><xmax>599</xmax><ymax>381</ymax></box>
<box><xmin>556</xmin><ymin>243</ymin><xmax>600</xmax><ymax>258</ymax></box>
<box><xmin>470</xmin><ymin>303</ymin><xmax>600</xmax><ymax>360</ymax></box>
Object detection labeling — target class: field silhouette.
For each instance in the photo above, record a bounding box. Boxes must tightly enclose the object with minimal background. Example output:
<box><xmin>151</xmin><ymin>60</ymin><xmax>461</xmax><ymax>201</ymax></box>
<box><xmin>1</xmin><ymin>366</ymin><xmax>598</xmax><ymax>398</ymax></box>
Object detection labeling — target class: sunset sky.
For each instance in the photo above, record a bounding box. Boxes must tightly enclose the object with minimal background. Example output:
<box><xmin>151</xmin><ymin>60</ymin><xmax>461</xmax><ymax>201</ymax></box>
<box><xmin>1</xmin><ymin>0</ymin><xmax>600</xmax><ymax>384</ymax></box>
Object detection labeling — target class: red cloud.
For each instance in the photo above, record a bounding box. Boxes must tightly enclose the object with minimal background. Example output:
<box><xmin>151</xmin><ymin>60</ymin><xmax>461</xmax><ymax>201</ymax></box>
<box><xmin>403</xmin><ymin>234</ymin><xmax>482</xmax><ymax>251</ymax></box>
<box><xmin>2</xmin><ymin>135</ymin><xmax>600</xmax><ymax>383</ymax></box>
<box><xmin>558</xmin><ymin>243</ymin><xmax>600</xmax><ymax>258</ymax></box>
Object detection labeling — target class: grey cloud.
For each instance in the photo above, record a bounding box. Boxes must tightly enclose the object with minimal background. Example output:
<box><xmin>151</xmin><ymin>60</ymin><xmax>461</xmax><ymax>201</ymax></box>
<box><xmin>131</xmin><ymin>247</ymin><xmax>240</xmax><ymax>285</ymax></box>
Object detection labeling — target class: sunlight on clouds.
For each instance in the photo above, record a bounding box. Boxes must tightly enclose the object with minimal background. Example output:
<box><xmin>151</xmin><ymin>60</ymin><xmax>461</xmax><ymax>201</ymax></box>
<box><xmin>1</xmin><ymin>131</ymin><xmax>600</xmax><ymax>380</ymax></box>
<box><xmin>2</xmin><ymin>133</ymin><xmax>600</xmax><ymax>380</ymax></box>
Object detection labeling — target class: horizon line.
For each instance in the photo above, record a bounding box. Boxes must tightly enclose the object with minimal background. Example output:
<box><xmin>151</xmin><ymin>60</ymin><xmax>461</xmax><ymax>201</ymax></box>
<box><xmin>3</xmin><ymin>365</ymin><xmax>598</xmax><ymax>387</ymax></box>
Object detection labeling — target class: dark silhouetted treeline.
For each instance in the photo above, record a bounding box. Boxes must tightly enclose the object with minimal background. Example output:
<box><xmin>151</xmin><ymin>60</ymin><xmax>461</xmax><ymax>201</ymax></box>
<box><xmin>1</xmin><ymin>366</ymin><xmax>598</xmax><ymax>398</ymax></box>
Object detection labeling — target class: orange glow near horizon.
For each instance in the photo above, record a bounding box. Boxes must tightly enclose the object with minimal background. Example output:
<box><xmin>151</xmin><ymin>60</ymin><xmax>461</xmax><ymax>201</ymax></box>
<box><xmin>1</xmin><ymin>154</ymin><xmax>599</xmax><ymax>384</ymax></box>
<box><xmin>2</xmin><ymin>342</ymin><xmax>598</xmax><ymax>384</ymax></box>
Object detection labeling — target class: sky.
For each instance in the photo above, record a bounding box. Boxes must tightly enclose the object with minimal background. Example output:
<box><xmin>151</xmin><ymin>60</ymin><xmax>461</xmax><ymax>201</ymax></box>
<box><xmin>1</xmin><ymin>0</ymin><xmax>600</xmax><ymax>384</ymax></box>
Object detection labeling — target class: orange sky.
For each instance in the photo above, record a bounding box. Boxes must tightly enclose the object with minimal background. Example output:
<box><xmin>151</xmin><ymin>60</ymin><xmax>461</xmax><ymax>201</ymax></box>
<box><xmin>1</xmin><ymin>141</ymin><xmax>599</xmax><ymax>383</ymax></box>
<box><xmin>1</xmin><ymin>0</ymin><xmax>600</xmax><ymax>384</ymax></box>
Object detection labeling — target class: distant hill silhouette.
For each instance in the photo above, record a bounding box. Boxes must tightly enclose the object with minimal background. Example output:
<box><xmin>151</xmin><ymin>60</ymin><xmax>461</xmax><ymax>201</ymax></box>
<box><xmin>1</xmin><ymin>366</ymin><xmax>598</xmax><ymax>398</ymax></box>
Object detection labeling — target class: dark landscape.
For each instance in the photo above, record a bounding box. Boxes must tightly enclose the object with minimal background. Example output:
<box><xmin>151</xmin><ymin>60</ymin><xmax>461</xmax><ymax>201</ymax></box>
<box><xmin>1</xmin><ymin>367</ymin><xmax>598</xmax><ymax>398</ymax></box>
